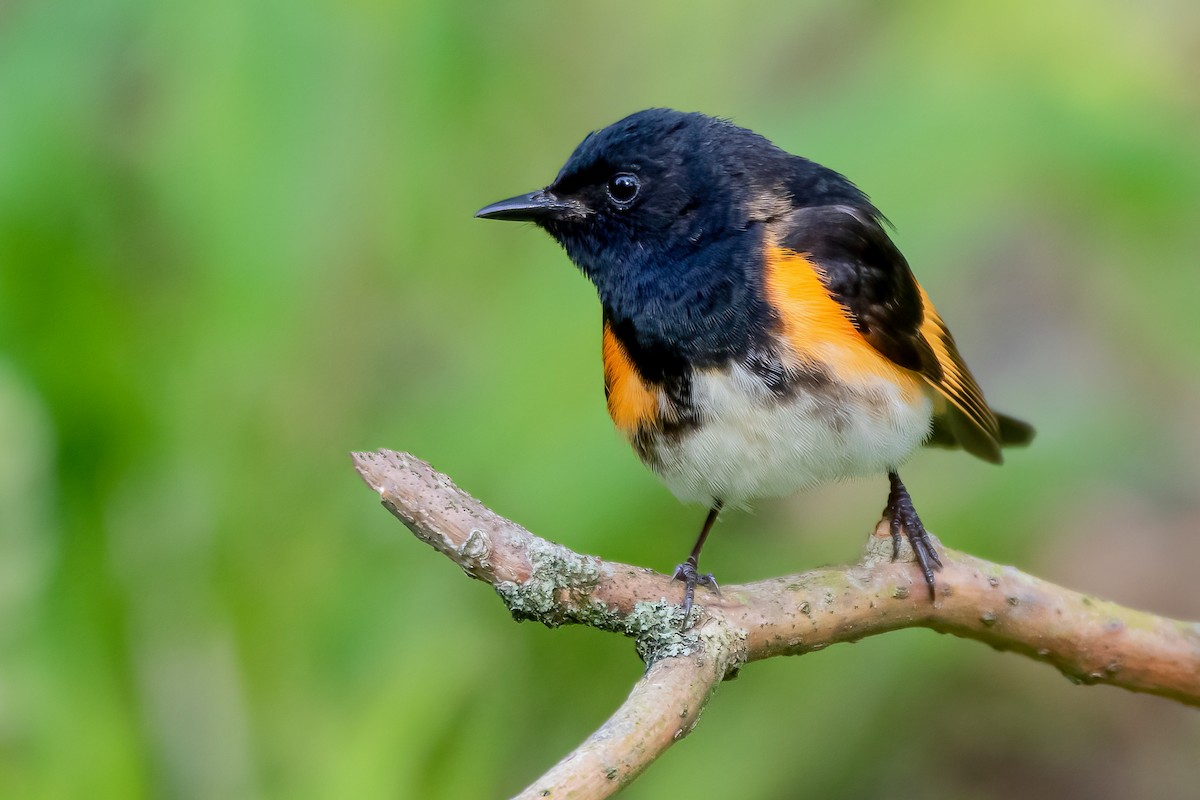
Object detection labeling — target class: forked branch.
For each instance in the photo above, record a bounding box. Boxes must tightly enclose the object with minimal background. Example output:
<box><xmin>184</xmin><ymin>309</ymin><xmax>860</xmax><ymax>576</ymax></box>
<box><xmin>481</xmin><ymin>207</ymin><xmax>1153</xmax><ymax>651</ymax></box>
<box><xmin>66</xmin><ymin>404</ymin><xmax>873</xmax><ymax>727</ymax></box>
<box><xmin>352</xmin><ymin>449</ymin><xmax>1200</xmax><ymax>800</ymax></box>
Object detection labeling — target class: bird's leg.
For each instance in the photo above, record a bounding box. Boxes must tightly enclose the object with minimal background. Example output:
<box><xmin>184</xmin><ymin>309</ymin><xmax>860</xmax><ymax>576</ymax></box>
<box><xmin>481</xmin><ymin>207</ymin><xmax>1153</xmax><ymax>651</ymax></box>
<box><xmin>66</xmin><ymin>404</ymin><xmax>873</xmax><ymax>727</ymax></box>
<box><xmin>884</xmin><ymin>471</ymin><xmax>942</xmax><ymax>599</ymax></box>
<box><xmin>672</xmin><ymin>502</ymin><xmax>722</xmax><ymax>621</ymax></box>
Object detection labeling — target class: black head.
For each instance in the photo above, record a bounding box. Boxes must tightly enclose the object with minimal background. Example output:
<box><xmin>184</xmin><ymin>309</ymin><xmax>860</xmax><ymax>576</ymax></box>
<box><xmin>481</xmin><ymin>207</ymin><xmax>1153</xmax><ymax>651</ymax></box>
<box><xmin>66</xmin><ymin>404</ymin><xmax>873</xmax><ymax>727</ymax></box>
<box><xmin>476</xmin><ymin>109</ymin><xmax>870</xmax><ymax>370</ymax></box>
<box><xmin>478</xmin><ymin>109</ymin><xmax>866</xmax><ymax>293</ymax></box>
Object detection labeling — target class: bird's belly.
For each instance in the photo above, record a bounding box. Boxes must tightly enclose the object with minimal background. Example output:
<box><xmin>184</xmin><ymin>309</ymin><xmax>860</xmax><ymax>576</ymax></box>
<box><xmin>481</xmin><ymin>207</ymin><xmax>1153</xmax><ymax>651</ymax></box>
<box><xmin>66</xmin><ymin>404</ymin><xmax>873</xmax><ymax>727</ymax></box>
<box><xmin>639</xmin><ymin>364</ymin><xmax>933</xmax><ymax>505</ymax></box>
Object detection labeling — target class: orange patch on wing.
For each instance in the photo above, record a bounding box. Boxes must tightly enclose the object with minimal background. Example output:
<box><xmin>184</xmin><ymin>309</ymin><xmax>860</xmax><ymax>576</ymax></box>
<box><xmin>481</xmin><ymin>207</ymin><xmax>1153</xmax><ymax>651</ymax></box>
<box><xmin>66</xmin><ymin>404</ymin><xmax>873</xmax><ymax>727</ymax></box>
<box><xmin>602</xmin><ymin>324</ymin><xmax>660</xmax><ymax>434</ymax></box>
<box><xmin>914</xmin><ymin>284</ymin><xmax>1000</xmax><ymax>439</ymax></box>
<box><xmin>763</xmin><ymin>246</ymin><xmax>923</xmax><ymax>399</ymax></box>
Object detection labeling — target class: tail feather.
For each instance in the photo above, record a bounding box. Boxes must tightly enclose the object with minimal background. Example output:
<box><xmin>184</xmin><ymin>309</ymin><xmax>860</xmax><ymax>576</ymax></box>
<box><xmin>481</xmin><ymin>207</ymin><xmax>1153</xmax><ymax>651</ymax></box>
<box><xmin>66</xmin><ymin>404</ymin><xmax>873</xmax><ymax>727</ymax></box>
<box><xmin>996</xmin><ymin>412</ymin><xmax>1035</xmax><ymax>447</ymax></box>
<box><xmin>926</xmin><ymin>409</ymin><xmax>1034</xmax><ymax>463</ymax></box>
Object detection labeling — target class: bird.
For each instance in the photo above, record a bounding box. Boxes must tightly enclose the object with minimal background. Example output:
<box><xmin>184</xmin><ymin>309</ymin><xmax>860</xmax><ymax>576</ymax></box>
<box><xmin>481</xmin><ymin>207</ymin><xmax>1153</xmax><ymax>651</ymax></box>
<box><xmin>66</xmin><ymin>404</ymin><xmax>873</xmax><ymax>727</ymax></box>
<box><xmin>475</xmin><ymin>108</ymin><xmax>1033</xmax><ymax>618</ymax></box>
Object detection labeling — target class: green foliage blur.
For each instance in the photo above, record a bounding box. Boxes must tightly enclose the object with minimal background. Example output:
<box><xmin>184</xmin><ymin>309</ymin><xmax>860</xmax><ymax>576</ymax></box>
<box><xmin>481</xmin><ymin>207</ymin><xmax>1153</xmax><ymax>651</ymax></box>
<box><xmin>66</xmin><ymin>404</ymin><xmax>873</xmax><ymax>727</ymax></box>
<box><xmin>3</xmin><ymin>1</ymin><xmax>1199</xmax><ymax>797</ymax></box>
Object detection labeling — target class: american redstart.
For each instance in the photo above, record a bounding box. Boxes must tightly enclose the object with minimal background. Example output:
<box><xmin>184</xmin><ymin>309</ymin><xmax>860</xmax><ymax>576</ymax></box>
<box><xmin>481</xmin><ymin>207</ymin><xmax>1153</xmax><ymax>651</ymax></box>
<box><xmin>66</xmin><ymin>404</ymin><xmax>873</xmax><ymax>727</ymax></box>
<box><xmin>477</xmin><ymin>108</ymin><xmax>1032</xmax><ymax>616</ymax></box>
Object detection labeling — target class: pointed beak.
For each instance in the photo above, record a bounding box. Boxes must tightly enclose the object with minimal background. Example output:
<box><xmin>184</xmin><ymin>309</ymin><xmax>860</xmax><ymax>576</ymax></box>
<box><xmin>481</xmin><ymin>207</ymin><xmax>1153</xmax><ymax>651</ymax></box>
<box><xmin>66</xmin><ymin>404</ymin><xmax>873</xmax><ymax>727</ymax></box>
<box><xmin>474</xmin><ymin>189</ymin><xmax>584</xmax><ymax>222</ymax></box>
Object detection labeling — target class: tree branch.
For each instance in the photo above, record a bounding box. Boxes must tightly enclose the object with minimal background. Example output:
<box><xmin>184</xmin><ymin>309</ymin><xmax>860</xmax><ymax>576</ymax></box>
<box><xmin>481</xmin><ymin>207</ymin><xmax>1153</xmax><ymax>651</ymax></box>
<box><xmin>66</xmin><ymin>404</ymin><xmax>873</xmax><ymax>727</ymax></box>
<box><xmin>352</xmin><ymin>449</ymin><xmax>1200</xmax><ymax>798</ymax></box>
<box><xmin>512</xmin><ymin>653</ymin><xmax>731</xmax><ymax>798</ymax></box>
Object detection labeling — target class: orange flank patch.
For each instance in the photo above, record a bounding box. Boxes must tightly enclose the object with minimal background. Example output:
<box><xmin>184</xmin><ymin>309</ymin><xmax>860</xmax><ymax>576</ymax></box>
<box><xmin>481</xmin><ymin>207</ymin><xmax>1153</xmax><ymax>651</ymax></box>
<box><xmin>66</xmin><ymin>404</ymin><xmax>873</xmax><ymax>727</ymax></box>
<box><xmin>763</xmin><ymin>246</ymin><xmax>924</xmax><ymax>401</ymax></box>
<box><xmin>601</xmin><ymin>324</ymin><xmax>660</xmax><ymax>435</ymax></box>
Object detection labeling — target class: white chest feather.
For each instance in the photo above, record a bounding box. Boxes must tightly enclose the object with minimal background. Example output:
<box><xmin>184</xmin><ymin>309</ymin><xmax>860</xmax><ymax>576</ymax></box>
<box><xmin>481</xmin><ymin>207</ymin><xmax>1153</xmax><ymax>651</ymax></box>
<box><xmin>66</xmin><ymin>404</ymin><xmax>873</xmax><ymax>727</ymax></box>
<box><xmin>641</xmin><ymin>364</ymin><xmax>933</xmax><ymax>505</ymax></box>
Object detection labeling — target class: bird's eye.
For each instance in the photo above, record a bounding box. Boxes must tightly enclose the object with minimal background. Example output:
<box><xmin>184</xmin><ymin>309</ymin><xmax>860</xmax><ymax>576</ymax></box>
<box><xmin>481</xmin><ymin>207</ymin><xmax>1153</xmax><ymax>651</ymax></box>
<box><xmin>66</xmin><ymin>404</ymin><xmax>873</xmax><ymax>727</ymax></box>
<box><xmin>606</xmin><ymin>173</ymin><xmax>640</xmax><ymax>207</ymax></box>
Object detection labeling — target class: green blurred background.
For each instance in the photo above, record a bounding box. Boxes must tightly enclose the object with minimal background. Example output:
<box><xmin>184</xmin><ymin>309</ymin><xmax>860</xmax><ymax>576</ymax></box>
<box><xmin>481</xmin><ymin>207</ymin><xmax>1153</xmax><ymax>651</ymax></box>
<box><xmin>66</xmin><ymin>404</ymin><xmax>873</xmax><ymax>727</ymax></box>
<box><xmin>3</xmin><ymin>1</ymin><xmax>1199</xmax><ymax>797</ymax></box>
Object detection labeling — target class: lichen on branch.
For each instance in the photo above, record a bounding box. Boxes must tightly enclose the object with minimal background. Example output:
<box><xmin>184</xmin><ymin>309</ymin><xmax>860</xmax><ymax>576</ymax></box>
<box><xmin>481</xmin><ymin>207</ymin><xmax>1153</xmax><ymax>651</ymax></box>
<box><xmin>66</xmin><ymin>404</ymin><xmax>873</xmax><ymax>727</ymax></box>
<box><xmin>352</xmin><ymin>448</ymin><xmax>1200</xmax><ymax>800</ymax></box>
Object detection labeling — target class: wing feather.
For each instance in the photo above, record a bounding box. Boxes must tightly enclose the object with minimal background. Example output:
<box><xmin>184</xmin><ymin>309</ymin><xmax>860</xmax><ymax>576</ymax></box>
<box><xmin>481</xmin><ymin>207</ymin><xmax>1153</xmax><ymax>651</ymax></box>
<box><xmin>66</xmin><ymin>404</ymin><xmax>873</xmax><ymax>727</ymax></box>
<box><xmin>778</xmin><ymin>205</ymin><xmax>1008</xmax><ymax>463</ymax></box>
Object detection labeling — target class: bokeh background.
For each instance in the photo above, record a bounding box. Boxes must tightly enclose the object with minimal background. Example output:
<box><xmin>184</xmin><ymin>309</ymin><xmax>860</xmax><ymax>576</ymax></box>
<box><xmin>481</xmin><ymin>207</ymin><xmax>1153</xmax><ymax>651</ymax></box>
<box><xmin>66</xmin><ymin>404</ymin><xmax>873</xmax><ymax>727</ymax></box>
<box><xmin>3</xmin><ymin>1</ymin><xmax>1200</xmax><ymax>798</ymax></box>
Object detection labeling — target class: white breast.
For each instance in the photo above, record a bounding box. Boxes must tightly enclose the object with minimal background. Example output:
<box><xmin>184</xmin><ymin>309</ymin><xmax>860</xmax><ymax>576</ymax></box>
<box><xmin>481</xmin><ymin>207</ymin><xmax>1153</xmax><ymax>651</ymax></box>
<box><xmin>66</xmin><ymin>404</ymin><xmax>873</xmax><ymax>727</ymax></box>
<box><xmin>643</xmin><ymin>363</ymin><xmax>933</xmax><ymax>506</ymax></box>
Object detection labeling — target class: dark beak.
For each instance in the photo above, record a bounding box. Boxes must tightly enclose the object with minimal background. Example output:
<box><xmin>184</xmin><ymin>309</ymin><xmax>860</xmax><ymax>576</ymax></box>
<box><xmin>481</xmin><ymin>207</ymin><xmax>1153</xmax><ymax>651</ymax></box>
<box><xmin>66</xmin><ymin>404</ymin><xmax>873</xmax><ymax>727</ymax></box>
<box><xmin>474</xmin><ymin>189</ymin><xmax>583</xmax><ymax>222</ymax></box>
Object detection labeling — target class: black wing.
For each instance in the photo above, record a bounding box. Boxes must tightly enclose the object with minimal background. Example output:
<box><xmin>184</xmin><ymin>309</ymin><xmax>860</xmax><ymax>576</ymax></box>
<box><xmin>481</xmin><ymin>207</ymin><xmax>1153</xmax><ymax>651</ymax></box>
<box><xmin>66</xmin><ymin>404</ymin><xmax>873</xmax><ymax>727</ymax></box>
<box><xmin>777</xmin><ymin>204</ymin><xmax>1014</xmax><ymax>463</ymax></box>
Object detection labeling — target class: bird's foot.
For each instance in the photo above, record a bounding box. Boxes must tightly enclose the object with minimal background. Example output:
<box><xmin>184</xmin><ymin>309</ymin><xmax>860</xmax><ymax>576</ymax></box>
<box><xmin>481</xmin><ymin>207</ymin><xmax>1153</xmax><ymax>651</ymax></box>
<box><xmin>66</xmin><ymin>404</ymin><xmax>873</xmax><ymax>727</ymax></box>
<box><xmin>672</xmin><ymin>557</ymin><xmax>719</xmax><ymax>623</ymax></box>
<box><xmin>885</xmin><ymin>473</ymin><xmax>942</xmax><ymax>600</ymax></box>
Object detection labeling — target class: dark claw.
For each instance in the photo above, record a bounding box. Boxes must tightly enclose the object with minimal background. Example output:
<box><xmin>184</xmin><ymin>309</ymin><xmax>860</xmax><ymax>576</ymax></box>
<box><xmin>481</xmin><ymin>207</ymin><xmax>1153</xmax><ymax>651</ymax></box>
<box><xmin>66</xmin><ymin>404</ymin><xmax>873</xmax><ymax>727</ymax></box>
<box><xmin>886</xmin><ymin>503</ymin><xmax>902</xmax><ymax>562</ymax></box>
<box><xmin>886</xmin><ymin>471</ymin><xmax>941</xmax><ymax>600</ymax></box>
<box><xmin>910</xmin><ymin>535</ymin><xmax>937</xmax><ymax>600</ymax></box>
<box><xmin>672</xmin><ymin>557</ymin><xmax>719</xmax><ymax>622</ymax></box>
